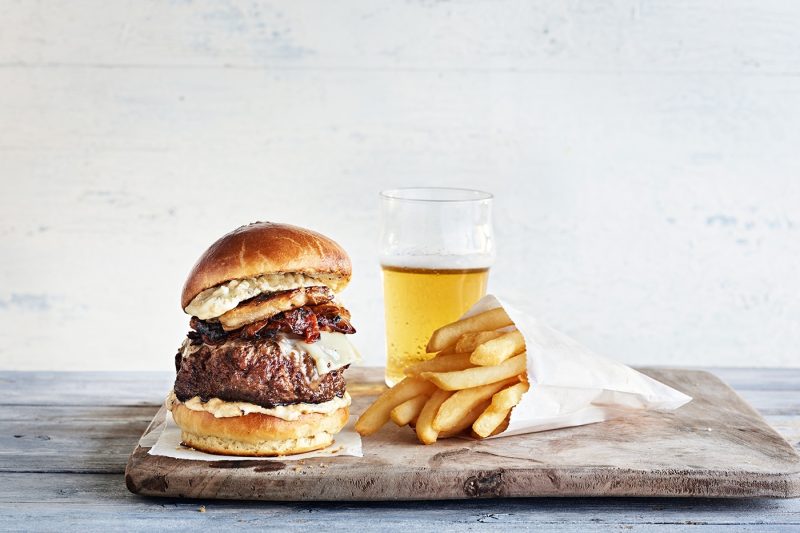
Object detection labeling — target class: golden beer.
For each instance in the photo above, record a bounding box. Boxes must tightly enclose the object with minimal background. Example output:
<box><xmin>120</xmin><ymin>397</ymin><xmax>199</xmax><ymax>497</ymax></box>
<box><xmin>382</xmin><ymin>265</ymin><xmax>490</xmax><ymax>385</ymax></box>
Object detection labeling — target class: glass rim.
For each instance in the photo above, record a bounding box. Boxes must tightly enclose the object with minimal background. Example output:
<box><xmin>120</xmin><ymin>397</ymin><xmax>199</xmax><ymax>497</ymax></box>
<box><xmin>380</xmin><ymin>187</ymin><xmax>493</xmax><ymax>203</ymax></box>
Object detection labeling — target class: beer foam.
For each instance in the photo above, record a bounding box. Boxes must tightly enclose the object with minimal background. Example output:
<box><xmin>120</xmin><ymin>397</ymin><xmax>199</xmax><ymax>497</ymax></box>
<box><xmin>380</xmin><ymin>254</ymin><xmax>494</xmax><ymax>270</ymax></box>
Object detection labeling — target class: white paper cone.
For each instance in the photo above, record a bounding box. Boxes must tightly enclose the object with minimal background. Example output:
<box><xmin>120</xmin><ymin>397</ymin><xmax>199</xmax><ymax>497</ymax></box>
<box><xmin>461</xmin><ymin>295</ymin><xmax>692</xmax><ymax>438</ymax></box>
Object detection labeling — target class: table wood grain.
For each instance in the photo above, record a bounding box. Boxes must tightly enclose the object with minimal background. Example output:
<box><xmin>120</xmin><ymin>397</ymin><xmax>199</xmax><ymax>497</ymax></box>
<box><xmin>1</xmin><ymin>368</ymin><xmax>799</xmax><ymax>531</ymax></box>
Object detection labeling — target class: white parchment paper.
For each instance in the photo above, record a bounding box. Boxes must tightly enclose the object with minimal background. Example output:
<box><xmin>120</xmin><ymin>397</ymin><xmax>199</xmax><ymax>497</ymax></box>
<box><xmin>464</xmin><ymin>295</ymin><xmax>692</xmax><ymax>438</ymax></box>
<box><xmin>145</xmin><ymin>410</ymin><xmax>362</xmax><ymax>461</ymax></box>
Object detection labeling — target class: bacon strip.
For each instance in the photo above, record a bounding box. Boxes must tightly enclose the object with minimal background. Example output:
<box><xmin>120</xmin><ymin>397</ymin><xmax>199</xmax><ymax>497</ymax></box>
<box><xmin>189</xmin><ymin>304</ymin><xmax>355</xmax><ymax>345</ymax></box>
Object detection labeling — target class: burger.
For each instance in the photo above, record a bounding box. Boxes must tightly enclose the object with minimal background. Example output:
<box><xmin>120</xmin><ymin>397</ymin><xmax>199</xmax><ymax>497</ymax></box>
<box><xmin>166</xmin><ymin>222</ymin><xmax>359</xmax><ymax>456</ymax></box>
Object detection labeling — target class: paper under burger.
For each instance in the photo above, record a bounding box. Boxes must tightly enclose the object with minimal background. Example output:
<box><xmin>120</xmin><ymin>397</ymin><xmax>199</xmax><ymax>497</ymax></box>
<box><xmin>167</xmin><ymin>222</ymin><xmax>360</xmax><ymax>456</ymax></box>
<box><xmin>356</xmin><ymin>294</ymin><xmax>691</xmax><ymax>443</ymax></box>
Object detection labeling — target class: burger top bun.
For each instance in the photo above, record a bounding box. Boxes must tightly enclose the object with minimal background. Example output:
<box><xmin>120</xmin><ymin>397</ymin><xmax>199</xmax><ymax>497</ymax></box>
<box><xmin>181</xmin><ymin>222</ymin><xmax>352</xmax><ymax>310</ymax></box>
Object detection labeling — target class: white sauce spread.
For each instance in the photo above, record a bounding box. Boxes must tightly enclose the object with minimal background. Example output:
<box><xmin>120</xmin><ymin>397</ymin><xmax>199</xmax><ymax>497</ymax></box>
<box><xmin>167</xmin><ymin>390</ymin><xmax>351</xmax><ymax>420</ymax></box>
<box><xmin>185</xmin><ymin>272</ymin><xmax>333</xmax><ymax>319</ymax></box>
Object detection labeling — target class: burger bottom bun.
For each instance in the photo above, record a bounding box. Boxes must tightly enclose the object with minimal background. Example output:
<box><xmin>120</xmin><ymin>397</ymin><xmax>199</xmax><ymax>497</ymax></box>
<box><xmin>171</xmin><ymin>401</ymin><xmax>349</xmax><ymax>457</ymax></box>
<box><xmin>180</xmin><ymin>430</ymin><xmax>335</xmax><ymax>457</ymax></box>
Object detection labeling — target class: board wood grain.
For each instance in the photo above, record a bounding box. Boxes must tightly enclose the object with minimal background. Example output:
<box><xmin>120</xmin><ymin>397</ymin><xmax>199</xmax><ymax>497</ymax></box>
<box><xmin>125</xmin><ymin>368</ymin><xmax>800</xmax><ymax>500</ymax></box>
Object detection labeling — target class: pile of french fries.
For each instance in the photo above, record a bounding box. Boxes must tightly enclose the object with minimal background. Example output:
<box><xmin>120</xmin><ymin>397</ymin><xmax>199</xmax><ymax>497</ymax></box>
<box><xmin>355</xmin><ymin>307</ymin><xmax>529</xmax><ymax>444</ymax></box>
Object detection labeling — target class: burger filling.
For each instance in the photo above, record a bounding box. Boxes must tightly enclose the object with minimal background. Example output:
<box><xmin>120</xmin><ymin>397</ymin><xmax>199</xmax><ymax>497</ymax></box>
<box><xmin>188</xmin><ymin>303</ymin><xmax>355</xmax><ymax>345</ymax></box>
<box><xmin>173</xmin><ymin>334</ymin><xmax>351</xmax><ymax>407</ymax></box>
<box><xmin>217</xmin><ymin>286</ymin><xmax>336</xmax><ymax>331</ymax></box>
<box><xmin>173</xmin><ymin>287</ymin><xmax>358</xmax><ymax>412</ymax></box>
<box><xmin>184</xmin><ymin>272</ymin><xmax>340</xmax><ymax>320</ymax></box>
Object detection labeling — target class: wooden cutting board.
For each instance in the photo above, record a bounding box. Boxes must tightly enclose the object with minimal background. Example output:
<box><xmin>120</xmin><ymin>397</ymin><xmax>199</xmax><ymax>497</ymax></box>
<box><xmin>125</xmin><ymin>367</ymin><xmax>800</xmax><ymax>500</ymax></box>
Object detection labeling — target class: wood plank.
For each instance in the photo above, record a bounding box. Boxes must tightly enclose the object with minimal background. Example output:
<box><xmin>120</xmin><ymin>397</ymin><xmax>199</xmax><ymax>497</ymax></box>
<box><xmin>0</xmin><ymin>404</ymin><xmax>794</xmax><ymax>480</ymax></box>
<box><xmin>1</xmin><ymin>474</ymin><xmax>800</xmax><ymax>531</ymax></box>
<box><xmin>764</xmin><ymin>416</ymin><xmax>800</xmax><ymax>452</ymax></box>
<box><xmin>734</xmin><ymin>390</ymin><xmax>800</xmax><ymax>416</ymax></box>
<box><xmin>1</xmin><ymin>370</ymin><xmax>799</xmax><ymax>528</ymax></box>
<box><xmin>4</xmin><ymin>60</ymin><xmax>800</xmax><ymax>373</ymax></box>
<box><xmin>125</xmin><ymin>369</ymin><xmax>800</xmax><ymax>500</ymax></box>
<box><xmin>2</xmin><ymin>368</ymin><xmax>796</xmax><ymax>407</ymax></box>
<box><xmin>0</xmin><ymin>405</ymin><xmax>156</xmax><ymax>473</ymax></box>
<box><xmin>0</xmin><ymin>369</ymin><xmax>797</xmax><ymax>478</ymax></box>
<box><xmin>0</xmin><ymin>372</ymin><xmax>173</xmax><ymax>406</ymax></box>
<box><xmin>704</xmin><ymin>368</ymin><xmax>800</xmax><ymax>391</ymax></box>
<box><xmin>0</xmin><ymin>368</ymin><xmax>379</xmax><ymax>407</ymax></box>
<box><xmin>0</xmin><ymin>369</ymin><xmax>376</xmax><ymax>473</ymax></box>
<box><xmin>0</xmin><ymin>411</ymin><xmax>794</xmax><ymax>479</ymax></box>
<box><xmin>3</xmin><ymin>0</ymin><xmax>800</xmax><ymax>75</ymax></box>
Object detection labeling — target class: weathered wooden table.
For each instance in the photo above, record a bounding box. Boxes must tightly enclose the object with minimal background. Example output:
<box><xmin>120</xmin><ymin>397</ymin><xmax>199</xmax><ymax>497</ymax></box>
<box><xmin>1</xmin><ymin>368</ymin><xmax>798</xmax><ymax>531</ymax></box>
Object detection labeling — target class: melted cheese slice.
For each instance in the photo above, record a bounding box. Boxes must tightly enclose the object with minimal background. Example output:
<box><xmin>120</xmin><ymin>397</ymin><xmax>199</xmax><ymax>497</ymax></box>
<box><xmin>294</xmin><ymin>331</ymin><xmax>361</xmax><ymax>375</ymax></box>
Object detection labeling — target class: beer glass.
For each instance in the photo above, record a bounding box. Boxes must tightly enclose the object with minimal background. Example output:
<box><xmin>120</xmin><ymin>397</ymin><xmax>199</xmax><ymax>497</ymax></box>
<box><xmin>380</xmin><ymin>188</ymin><xmax>494</xmax><ymax>385</ymax></box>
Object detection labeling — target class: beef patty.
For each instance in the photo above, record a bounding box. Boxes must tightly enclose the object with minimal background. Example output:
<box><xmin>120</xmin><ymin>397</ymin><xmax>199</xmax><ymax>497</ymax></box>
<box><xmin>173</xmin><ymin>336</ymin><xmax>347</xmax><ymax>407</ymax></box>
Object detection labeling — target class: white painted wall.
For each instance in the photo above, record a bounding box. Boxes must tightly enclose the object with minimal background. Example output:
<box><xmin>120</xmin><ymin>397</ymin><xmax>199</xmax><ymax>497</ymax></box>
<box><xmin>1</xmin><ymin>0</ymin><xmax>798</xmax><ymax>370</ymax></box>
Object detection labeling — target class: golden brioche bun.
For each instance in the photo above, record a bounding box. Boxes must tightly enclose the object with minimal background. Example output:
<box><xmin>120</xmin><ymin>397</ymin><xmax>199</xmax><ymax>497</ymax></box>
<box><xmin>181</xmin><ymin>222</ymin><xmax>351</xmax><ymax>310</ymax></box>
<box><xmin>171</xmin><ymin>401</ymin><xmax>349</xmax><ymax>456</ymax></box>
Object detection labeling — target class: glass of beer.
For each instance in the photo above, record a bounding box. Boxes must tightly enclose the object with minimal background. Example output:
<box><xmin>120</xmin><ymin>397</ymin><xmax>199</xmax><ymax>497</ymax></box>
<box><xmin>380</xmin><ymin>187</ymin><xmax>494</xmax><ymax>385</ymax></box>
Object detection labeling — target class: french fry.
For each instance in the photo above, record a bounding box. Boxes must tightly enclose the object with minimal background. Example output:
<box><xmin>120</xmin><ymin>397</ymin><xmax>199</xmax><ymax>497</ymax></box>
<box><xmin>491</xmin><ymin>380</ymin><xmax>530</xmax><ymax>411</ymax></box>
<box><xmin>471</xmin><ymin>408</ymin><xmax>510</xmax><ymax>438</ymax></box>
<box><xmin>491</xmin><ymin>416</ymin><xmax>510</xmax><ymax>436</ymax></box>
<box><xmin>470</xmin><ymin>330</ymin><xmax>526</xmax><ymax>366</ymax></box>
<box><xmin>432</xmin><ymin>377</ymin><xmax>520</xmax><ymax>432</ymax></box>
<box><xmin>438</xmin><ymin>400</ymin><xmax>491</xmax><ymax>438</ymax></box>
<box><xmin>404</xmin><ymin>353</ymin><xmax>474</xmax><ymax>377</ymax></box>
<box><xmin>421</xmin><ymin>353</ymin><xmax>526</xmax><ymax>391</ymax></box>
<box><xmin>390</xmin><ymin>395</ymin><xmax>429</xmax><ymax>426</ymax></box>
<box><xmin>355</xmin><ymin>377</ymin><xmax>437</xmax><ymax>436</ymax></box>
<box><xmin>454</xmin><ymin>330</ymin><xmax>503</xmax><ymax>353</ymax></box>
<box><xmin>426</xmin><ymin>308</ymin><xmax>513</xmax><ymax>353</ymax></box>
<box><xmin>357</xmin><ymin>301</ymin><xmax>530</xmax><ymax>445</ymax></box>
<box><xmin>471</xmin><ymin>381</ymin><xmax>529</xmax><ymax>437</ymax></box>
<box><xmin>471</xmin><ymin>416</ymin><xmax>510</xmax><ymax>439</ymax></box>
<box><xmin>415</xmin><ymin>389</ymin><xmax>453</xmax><ymax>445</ymax></box>
<box><xmin>437</xmin><ymin>345</ymin><xmax>458</xmax><ymax>356</ymax></box>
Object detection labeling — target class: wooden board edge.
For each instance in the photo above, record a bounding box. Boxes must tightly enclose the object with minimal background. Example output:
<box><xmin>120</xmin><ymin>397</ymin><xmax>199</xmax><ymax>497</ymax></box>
<box><xmin>125</xmin><ymin>445</ymin><xmax>800</xmax><ymax>500</ymax></box>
